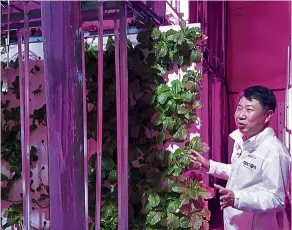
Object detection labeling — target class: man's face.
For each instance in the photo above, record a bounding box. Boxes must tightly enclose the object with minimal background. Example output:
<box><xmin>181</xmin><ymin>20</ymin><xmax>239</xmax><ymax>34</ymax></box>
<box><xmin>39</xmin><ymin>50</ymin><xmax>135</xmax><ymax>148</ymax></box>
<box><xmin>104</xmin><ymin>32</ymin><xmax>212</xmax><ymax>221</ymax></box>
<box><xmin>234</xmin><ymin>96</ymin><xmax>273</xmax><ymax>139</ymax></box>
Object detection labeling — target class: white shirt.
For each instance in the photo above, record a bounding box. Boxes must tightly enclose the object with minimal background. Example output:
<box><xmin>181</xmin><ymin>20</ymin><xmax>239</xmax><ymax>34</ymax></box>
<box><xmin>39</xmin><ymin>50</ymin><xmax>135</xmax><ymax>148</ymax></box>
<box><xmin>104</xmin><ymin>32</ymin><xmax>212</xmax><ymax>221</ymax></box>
<box><xmin>209</xmin><ymin>127</ymin><xmax>291</xmax><ymax>230</ymax></box>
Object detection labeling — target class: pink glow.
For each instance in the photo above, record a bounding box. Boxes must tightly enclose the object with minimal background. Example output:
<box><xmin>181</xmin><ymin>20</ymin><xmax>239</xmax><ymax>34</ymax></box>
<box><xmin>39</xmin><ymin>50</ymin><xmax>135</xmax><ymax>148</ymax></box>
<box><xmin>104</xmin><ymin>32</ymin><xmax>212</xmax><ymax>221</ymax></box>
<box><xmin>227</xmin><ymin>1</ymin><xmax>291</xmax><ymax>136</ymax></box>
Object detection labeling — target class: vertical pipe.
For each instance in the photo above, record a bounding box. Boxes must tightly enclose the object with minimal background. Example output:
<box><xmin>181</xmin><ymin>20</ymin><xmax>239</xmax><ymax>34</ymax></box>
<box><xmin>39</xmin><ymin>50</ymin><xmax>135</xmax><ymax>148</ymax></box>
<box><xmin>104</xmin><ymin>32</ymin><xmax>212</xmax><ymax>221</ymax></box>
<box><xmin>95</xmin><ymin>2</ymin><xmax>103</xmax><ymax>230</ymax></box>
<box><xmin>114</xmin><ymin>18</ymin><xmax>122</xmax><ymax>230</ymax></box>
<box><xmin>41</xmin><ymin>2</ymin><xmax>85</xmax><ymax>229</ymax></box>
<box><xmin>23</xmin><ymin>3</ymin><xmax>31</xmax><ymax>229</ymax></box>
<box><xmin>199</xmin><ymin>1</ymin><xmax>210</xmax><ymax>188</ymax></box>
<box><xmin>81</xmin><ymin>26</ymin><xmax>89</xmax><ymax>230</ymax></box>
<box><xmin>18</xmin><ymin>30</ymin><xmax>28</xmax><ymax>230</ymax></box>
<box><xmin>118</xmin><ymin>3</ymin><xmax>129</xmax><ymax>230</ymax></box>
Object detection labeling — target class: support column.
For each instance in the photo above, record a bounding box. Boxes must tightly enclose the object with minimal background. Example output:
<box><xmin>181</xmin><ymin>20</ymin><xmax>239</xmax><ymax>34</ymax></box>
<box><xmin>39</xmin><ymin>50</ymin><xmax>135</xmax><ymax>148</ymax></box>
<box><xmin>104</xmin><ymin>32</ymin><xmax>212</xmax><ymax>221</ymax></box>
<box><xmin>41</xmin><ymin>2</ymin><xmax>85</xmax><ymax>230</ymax></box>
<box><xmin>118</xmin><ymin>3</ymin><xmax>129</xmax><ymax>230</ymax></box>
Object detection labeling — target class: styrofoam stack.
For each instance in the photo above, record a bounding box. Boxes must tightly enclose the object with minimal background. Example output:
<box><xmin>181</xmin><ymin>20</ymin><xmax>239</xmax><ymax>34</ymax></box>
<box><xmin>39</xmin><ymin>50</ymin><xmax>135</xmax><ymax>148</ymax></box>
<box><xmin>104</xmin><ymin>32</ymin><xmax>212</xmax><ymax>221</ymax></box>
<box><xmin>1</xmin><ymin>66</ymin><xmax>14</xmax><ymax>92</ymax></box>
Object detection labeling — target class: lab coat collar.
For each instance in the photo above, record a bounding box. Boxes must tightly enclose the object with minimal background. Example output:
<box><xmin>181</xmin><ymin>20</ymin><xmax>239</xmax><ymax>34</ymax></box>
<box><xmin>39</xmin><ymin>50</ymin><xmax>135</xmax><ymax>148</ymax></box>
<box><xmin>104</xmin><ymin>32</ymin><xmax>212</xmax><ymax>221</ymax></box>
<box><xmin>230</xmin><ymin>127</ymin><xmax>275</xmax><ymax>152</ymax></box>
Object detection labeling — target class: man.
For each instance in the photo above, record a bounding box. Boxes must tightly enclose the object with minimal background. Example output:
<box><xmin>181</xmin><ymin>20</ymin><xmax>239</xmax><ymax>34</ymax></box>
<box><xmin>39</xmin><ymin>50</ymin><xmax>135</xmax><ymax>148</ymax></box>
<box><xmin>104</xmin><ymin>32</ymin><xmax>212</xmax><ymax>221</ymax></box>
<box><xmin>189</xmin><ymin>85</ymin><xmax>291</xmax><ymax>230</ymax></box>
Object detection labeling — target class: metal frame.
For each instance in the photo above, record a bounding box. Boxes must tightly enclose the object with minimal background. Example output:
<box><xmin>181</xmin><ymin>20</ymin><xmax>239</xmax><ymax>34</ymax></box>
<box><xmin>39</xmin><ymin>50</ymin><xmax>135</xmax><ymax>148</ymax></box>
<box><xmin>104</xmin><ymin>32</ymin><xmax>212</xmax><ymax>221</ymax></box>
<box><xmin>81</xmin><ymin>26</ymin><xmax>89</xmax><ymax>230</ymax></box>
<box><xmin>1</xmin><ymin>1</ymin><xmax>164</xmax><ymax>31</ymax></box>
<box><xmin>16</xmin><ymin>3</ymin><xmax>32</xmax><ymax>229</ymax></box>
<box><xmin>95</xmin><ymin>2</ymin><xmax>104</xmax><ymax>230</ymax></box>
<box><xmin>4</xmin><ymin>1</ymin><xmax>166</xmax><ymax>229</ymax></box>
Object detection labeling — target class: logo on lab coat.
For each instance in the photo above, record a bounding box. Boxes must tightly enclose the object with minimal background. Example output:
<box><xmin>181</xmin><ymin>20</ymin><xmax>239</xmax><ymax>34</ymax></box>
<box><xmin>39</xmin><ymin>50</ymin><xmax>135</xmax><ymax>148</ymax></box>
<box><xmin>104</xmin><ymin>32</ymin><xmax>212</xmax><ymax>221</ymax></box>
<box><xmin>243</xmin><ymin>160</ymin><xmax>256</xmax><ymax>170</ymax></box>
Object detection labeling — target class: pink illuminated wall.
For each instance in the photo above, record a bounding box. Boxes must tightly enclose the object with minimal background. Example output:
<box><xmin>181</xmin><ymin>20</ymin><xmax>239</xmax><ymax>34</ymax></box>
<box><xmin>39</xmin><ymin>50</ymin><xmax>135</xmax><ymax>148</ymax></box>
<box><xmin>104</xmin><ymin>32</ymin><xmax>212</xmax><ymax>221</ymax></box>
<box><xmin>227</xmin><ymin>1</ymin><xmax>291</xmax><ymax>139</ymax></box>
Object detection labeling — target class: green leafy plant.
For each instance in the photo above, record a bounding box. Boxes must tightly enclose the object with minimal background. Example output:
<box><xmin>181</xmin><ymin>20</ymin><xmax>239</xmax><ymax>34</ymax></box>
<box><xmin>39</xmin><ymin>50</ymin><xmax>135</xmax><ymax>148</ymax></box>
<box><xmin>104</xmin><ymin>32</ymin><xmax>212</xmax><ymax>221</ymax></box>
<box><xmin>85</xmin><ymin>24</ymin><xmax>213</xmax><ymax>230</ymax></box>
<box><xmin>1</xmin><ymin>70</ymin><xmax>48</xmax><ymax>229</ymax></box>
<box><xmin>1</xmin><ymin>24</ymin><xmax>213</xmax><ymax>230</ymax></box>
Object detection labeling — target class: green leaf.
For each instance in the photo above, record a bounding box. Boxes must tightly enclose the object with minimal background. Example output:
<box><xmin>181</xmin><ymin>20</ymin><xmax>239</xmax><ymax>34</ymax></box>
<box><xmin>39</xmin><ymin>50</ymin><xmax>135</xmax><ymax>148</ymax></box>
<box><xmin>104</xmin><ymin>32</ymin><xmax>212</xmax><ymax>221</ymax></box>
<box><xmin>173</xmin><ymin>126</ymin><xmax>187</xmax><ymax>141</ymax></box>
<box><xmin>167</xmin><ymin>199</ymin><xmax>181</xmax><ymax>213</ymax></box>
<box><xmin>10</xmin><ymin>166</ymin><xmax>19</xmax><ymax>173</ymax></box>
<box><xmin>193</xmin><ymin>101</ymin><xmax>202</xmax><ymax>109</ymax></box>
<box><xmin>146</xmin><ymin>211</ymin><xmax>164</xmax><ymax>225</ymax></box>
<box><xmin>185</xmin><ymin>113</ymin><xmax>191</xmax><ymax>120</ymax></box>
<box><xmin>171</xmin><ymin>80</ymin><xmax>182</xmax><ymax>94</ymax></box>
<box><xmin>167</xmin><ymin>213</ymin><xmax>180</xmax><ymax>229</ymax></box>
<box><xmin>151</xmin><ymin>28</ymin><xmax>161</xmax><ymax>40</ymax></box>
<box><xmin>165</xmin><ymin>100</ymin><xmax>176</xmax><ymax>113</ymax></box>
<box><xmin>157</xmin><ymin>91</ymin><xmax>173</xmax><ymax>105</ymax></box>
<box><xmin>169</xmin><ymin>165</ymin><xmax>182</xmax><ymax>176</ymax></box>
<box><xmin>156</xmin><ymin>42</ymin><xmax>168</xmax><ymax>58</ymax></box>
<box><xmin>178</xmin><ymin>56</ymin><xmax>184</xmax><ymax>66</ymax></box>
<box><xmin>172</xmin><ymin>186</ymin><xmax>187</xmax><ymax>193</ymax></box>
<box><xmin>181</xmin><ymin>92</ymin><xmax>193</xmax><ymax>103</ymax></box>
<box><xmin>169</xmin><ymin>51</ymin><xmax>174</xmax><ymax>62</ymax></box>
<box><xmin>187</xmin><ymin>41</ymin><xmax>195</xmax><ymax>49</ymax></box>
<box><xmin>2</xmin><ymin>215</ymin><xmax>21</xmax><ymax>229</ymax></box>
<box><xmin>164</xmin><ymin>117</ymin><xmax>175</xmax><ymax>131</ymax></box>
<box><xmin>152</xmin><ymin>64</ymin><xmax>166</xmax><ymax>76</ymax></box>
<box><xmin>148</xmin><ymin>193</ymin><xmax>160</xmax><ymax>207</ymax></box>
<box><xmin>157</xmin><ymin>84</ymin><xmax>171</xmax><ymax>93</ymax></box>
<box><xmin>177</xmin><ymin>33</ymin><xmax>184</xmax><ymax>45</ymax></box>
<box><xmin>108</xmin><ymin>170</ymin><xmax>117</xmax><ymax>182</ymax></box>
<box><xmin>157</xmin><ymin>133</ymin><xmax>165</xmax><ymax>143</ymax></box>
<box><xmin>102</xmin><ymin>155</ymin><xmax>115</xmax><ymax>170</ymax></box>
<box><xmin>190</xmin><ymin>50</ymin><xmax>201</xmax><ymax>63</ymax></box>
<box><xmin>179</xmin><ymin>216</ymin><xmax>191</xmax><ymax>228</ymax></box>
<box><xmin>1</xmin><ymin>173</ymin><xmax>8</xmax><ymax>181</ymax></box>
<box><xmin>184</xmin><ymin>81</ymin><xmax>195</xmax><ymax>90</ymax></box>
<box><xmin>155</xmin><ymin>114</ymin><xmax>165</xmax><ymax>126</ymax></box>
<box><xmin>177</xmin><ymin>104</ymin><xmax>188</xmax><ymax>115</ymax></box>
<box><xmin>191</xmin><ymin>214</ymin><xmax>203</xmax><ymax>230</ymax></box>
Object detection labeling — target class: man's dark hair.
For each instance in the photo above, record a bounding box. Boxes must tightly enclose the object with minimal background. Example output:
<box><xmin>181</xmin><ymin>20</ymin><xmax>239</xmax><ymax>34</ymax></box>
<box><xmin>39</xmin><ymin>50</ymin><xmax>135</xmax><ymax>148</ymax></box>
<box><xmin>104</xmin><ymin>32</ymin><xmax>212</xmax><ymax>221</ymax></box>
<box><xmin>243</xmin><ymin>85</ymin><xmax>277</xmax><ymax>112</ymax></box>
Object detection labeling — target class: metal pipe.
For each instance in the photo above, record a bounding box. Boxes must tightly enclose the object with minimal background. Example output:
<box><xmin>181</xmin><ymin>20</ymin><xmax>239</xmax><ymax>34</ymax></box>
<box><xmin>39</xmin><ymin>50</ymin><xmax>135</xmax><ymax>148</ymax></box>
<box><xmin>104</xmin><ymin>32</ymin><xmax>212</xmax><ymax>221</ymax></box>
<box><xmin>115</xmin><ymin>18</ymin><xmax>123</xmax><ymax>230</ymax></box>
<box><xmin>6</xmin><ymin>1</ymin><xmax>10</xmax><ymax>67</ymax></box>
<box><xmin>81</xmin><ymin>26</ymin><xmax>89</xmax><ymax>230</ymax></box>
<box><xmin>18</xmin><ymin>30</ymin><xmax>27</xmax><ymax>230</ymax></box>
<box><xmin>23</xmin><ymin>3</ymin><xmax>31</xmax><ymax>229</ymax></box>
<box><xmin>95</xmin><ymin>1</ymin><xmax>104</xmax><ymax>230</ymax></box>
<box><xmin>127</xmin><ymin>1</ymin><xmax>164</xmax><ymax>25</ymax></box>
<box><xmin>118</xmin><ymin>3</ymin><xmax>129</xmax><ymax>230</ymax></box>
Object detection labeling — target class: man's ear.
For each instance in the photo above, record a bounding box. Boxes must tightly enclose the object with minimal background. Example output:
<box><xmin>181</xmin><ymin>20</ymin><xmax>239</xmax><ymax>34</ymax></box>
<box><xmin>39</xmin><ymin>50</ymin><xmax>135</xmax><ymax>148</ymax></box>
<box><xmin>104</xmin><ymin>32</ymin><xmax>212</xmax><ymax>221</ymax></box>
<box><xmin>265</xmin><ymin>110</ymin><xmax>274</xmax><ymax>123</ymax></box>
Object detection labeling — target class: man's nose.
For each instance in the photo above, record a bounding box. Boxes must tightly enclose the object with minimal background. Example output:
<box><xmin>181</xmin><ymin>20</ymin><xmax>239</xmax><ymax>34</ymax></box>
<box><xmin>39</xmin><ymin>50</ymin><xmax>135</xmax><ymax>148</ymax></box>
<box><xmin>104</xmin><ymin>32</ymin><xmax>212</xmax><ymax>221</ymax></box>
<box><xmin>238</xmin><ymin>110</ymin><xmax>247</xmax><ymax>119</ymax></box>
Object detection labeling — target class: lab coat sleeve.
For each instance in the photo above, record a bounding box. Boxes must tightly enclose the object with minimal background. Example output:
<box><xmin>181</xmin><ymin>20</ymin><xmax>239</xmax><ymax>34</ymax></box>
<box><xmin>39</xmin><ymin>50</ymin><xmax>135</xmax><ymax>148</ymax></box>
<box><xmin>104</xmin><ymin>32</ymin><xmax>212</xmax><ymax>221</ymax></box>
<box><xmin>233</xmin><ymin>153</ymin><xmax>291</xmax><ymax>212</ymax></box>
<box><xmin>208</xmin><ymin>160</ymin><xmax>231</xmax><ymax>180</ymax></box>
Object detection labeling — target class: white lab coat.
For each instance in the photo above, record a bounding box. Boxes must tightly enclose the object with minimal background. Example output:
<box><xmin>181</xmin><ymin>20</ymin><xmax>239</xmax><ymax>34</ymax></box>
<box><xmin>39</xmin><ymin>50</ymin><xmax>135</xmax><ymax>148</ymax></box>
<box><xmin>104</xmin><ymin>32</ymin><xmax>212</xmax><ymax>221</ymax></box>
<box><xmin>209</xmin><ymin>127</ymin><xmax>291</xmax><ymax>230</ymax></box>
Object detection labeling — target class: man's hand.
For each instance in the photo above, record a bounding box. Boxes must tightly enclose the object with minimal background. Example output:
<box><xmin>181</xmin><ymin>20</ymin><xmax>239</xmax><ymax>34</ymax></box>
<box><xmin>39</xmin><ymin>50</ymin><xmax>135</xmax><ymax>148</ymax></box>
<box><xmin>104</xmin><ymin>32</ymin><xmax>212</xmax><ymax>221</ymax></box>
<box><xmin>188</xmin><ymin>150</ymin><xmax>210</xmax><ymax>171</ymax></box>
<box><xmin>214</xmin><ymin>184</ymin><xmax>235</xmax><ymax>210</ymax></box>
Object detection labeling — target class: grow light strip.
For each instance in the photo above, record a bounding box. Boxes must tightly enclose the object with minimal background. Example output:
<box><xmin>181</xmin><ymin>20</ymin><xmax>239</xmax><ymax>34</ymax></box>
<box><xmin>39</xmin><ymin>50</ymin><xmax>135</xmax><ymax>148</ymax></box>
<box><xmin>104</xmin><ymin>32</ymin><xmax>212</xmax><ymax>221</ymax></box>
<box><xmin>23</xmin><ymin>2</ymin><xmax>31</xmax><ymax>229</ymax></box>
<box><xmin>81</xmin><ymin>26</ymin><xmax>89</xmax><ymax>230</ymax></box>
<box><xmin>95</xmin><ymin>1</ymin><xmax>104</xmax><ymax>230</ymax></box>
